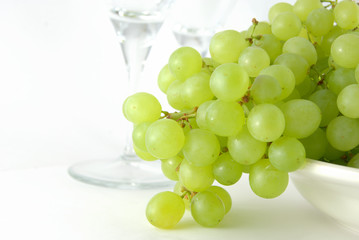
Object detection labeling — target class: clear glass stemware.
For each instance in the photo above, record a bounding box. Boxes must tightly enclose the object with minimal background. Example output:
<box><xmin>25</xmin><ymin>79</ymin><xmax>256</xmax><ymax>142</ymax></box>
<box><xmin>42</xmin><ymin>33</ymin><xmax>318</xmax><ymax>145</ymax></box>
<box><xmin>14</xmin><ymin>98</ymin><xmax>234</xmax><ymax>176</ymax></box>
<box><xmin>68</xmin><ymin>0</ymin><xmax>174</xmax><ymax>189</ymax></box>
<box><xmin>170</xmin><ymin>0</ymin><xmax>237</xmax><ymax>56</ymax></box>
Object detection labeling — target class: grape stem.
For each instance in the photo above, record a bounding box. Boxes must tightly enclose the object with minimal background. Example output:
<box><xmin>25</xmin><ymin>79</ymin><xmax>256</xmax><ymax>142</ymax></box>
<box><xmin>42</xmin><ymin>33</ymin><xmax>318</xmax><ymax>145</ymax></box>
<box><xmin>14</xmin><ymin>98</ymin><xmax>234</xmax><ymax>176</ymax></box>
<box><xmin>320</xmin><ymin>0</ymin><xmax>337</xmax><ymax>8</ymax></box>
<box><xmin>161</xmin><ymin>107</ymin><xmax>198</xmax><ymax>129</ymax></box>
<box><xmin>179</xmin><ymin>186</ymin><xmax>197</xmax><ymax>200</ymax></box>
<box><xmin>245</xmin><ymin>18</ymin><xmax>260</xmax><ymax>45</ymax></box>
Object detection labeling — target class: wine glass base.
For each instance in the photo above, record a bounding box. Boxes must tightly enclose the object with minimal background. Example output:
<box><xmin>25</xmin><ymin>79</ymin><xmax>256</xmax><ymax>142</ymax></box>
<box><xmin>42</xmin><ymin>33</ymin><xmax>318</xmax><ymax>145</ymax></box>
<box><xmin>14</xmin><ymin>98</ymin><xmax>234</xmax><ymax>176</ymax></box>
<box><xmin>68</xmin><ymin>156</ymin><xmax>174</xmax><ymax>190</ymax></box>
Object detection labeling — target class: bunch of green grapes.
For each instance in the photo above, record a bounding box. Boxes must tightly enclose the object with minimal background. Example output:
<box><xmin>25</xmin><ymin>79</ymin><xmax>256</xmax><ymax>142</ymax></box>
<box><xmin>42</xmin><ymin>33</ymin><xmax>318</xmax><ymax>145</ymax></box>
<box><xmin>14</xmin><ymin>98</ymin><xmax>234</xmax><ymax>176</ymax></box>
<box><xmin>122</xmin><ymin>0</ymin><xmax>359</xmax><ymax>229</ymax></box>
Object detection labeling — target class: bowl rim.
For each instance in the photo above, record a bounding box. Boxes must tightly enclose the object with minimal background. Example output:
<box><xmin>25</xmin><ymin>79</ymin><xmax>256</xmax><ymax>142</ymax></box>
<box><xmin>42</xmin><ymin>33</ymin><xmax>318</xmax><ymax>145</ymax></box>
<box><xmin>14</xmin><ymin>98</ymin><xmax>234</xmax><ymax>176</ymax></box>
<box><xmin>291</xmin><ymin>158</ymin><xmax>359</xmax><ymax>186</ymax></box>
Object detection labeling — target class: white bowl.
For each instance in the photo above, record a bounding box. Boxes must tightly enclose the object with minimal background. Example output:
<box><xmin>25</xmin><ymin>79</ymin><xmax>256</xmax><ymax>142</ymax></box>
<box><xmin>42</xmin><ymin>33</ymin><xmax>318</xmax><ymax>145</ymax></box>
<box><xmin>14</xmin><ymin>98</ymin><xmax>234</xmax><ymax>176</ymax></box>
<box><xmin>291</xmin><ymin>159</ymin><xmax>359</xmax><ymax>233</ymax></box>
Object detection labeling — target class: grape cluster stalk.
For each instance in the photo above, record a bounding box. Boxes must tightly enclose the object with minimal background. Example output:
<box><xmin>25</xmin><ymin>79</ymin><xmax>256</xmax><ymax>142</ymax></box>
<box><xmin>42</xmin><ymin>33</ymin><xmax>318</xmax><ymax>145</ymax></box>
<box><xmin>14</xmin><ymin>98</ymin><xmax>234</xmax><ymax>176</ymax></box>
<box><xmin>122</xmin><ymin>0</ymin><xmax>359</xmax><ymax>229</ymax></box>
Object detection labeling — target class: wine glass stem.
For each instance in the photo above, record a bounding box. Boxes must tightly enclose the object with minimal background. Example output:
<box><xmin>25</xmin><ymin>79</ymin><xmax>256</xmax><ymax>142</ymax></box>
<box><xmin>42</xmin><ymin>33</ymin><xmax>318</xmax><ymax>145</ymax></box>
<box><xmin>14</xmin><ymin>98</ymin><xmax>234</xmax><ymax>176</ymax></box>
<box><xmin>119</xmin><ymin>39</ymin><xmax>152</xmax><ymax>161</ymax></box>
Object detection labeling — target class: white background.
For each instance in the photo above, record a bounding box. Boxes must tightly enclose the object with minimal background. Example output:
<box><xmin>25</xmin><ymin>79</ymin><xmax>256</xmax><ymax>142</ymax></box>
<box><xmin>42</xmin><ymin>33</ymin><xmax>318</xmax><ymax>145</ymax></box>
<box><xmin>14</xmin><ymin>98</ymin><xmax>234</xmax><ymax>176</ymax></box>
<box><xmin>1</xmin><ymin>1</ymin><xmax>359</xmax><ymax>240</ymax></box>
<box><xmin>0</xmin><ymin>0</ymin><xmax>295</xmax><ymax>170</ymax></box>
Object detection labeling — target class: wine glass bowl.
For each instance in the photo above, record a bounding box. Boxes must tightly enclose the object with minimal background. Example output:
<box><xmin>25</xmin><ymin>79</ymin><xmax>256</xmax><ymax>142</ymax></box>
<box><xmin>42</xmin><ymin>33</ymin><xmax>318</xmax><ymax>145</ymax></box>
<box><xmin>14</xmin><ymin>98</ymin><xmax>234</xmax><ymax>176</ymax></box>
<box><xmin>291</xmin><ymin>159</ymin><xmax>359</xmax><ymax>234</ymax></box>
<box><xmin>169</xmin><ymin>0</ymin><xmax>238</xmax><ymax>56</ymax></box>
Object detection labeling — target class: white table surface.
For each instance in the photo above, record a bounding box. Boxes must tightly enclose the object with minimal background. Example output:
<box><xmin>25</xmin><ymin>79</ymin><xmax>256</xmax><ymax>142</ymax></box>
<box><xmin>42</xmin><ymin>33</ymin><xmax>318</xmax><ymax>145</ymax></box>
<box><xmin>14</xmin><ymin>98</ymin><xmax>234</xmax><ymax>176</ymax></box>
<box><xmin>1</xmin><ymin>165</ymin><xmax>358</xmax><ymax>240</ymax></box>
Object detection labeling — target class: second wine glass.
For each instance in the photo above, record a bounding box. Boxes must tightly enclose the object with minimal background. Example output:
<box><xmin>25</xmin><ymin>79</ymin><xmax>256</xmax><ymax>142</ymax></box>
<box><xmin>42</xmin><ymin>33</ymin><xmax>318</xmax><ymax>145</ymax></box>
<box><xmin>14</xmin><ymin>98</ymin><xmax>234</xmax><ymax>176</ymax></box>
<box><xmin>170</xmin><ymin>0</ymin><xmax>238</xmax><ymax>56</ymax></box>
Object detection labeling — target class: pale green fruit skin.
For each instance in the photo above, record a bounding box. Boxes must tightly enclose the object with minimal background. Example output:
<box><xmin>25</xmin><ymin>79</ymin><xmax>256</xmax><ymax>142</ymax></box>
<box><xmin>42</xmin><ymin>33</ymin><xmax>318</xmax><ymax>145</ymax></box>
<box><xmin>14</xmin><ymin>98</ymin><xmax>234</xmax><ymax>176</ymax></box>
<box><xmin>337</xmin><ymin>84</ymin><xmax>359</xmax><ymax>119</ymax></box>
<box><xmin>268</xmin><ymin>136</ymin><xmax>306</xmax><ymax>172</ymax></box>
<box><xmin>179</xmin><ymin>159</ymin><xmax>214</xmax><ymax>192</ymax></box>
<box><xmin>209</xmin><ymin>63</ymin><xmax>249</xmax><ymax>102</ymax></box>
<box><xmin>271</xmin><ymin>12</ymin><xmax>302</xmax><ymax>41</ymax></box>
<box><xmin>168</xmin><ymin>46</ymin><xmax>202</xmax><ymax>81</ymax></box>
<box><xmin>282</xmin><ymin>36</ymin><xmax>318</xmax><ymax>66</ymax></box>
<box><xmin>123</xmin><ymin>92</ymin><xmax>162</xmax><ymax>124</ymax></box>
<box><xmin>331</xmin><ymin>34</ymin><xmax>359</xmax><ymax>69</ymax></box>
<box><xmin>207</xmin><ymin>186</ymin><xmax>232</xmax><ymax>214</ymax></box>
<box><xmin>209</xmin><ymin>30</ymin><xmax>248</xmax><ymax>65</ymax></box>
<box><xmin>333</xmin><ymin>0</ymin><xmax>359</xmax><ymax>30</ymax></box>
<box><xmin>145</xmin><ymin>119</ymin><xmax>185</xmax><ymax>159</ymax></box>
<box><xmin>281</xmin><ymin>99</ymin><xmax>321</xmax><ymax>139</ymax></box>
<box><xmin>247</xmin><ymin>103</ymin><xmax>285</xmax><ymax>142</ymax></box>
<box><xmin>326</xmin><ymin>116</ymin><xmax>359</xmax><ymax>152</ymax></box>
<box><xmin>191</xmin><ymin>191</ymin><xmax>225</xmax><ymax>227</ymax></box>
<box><xmin>249</xmin><ymin>159</ymin><xmax>289</xmax><ymax>199</ymax></box>
<box><xmin>146</xmin><ymin>191</ymin><xmax>185</xmax><ymax>229</ymax></box>
<box><xmin>183</xmin><ymin>129</ymin><xmax>220</xmax><ymax>167</ymax></box>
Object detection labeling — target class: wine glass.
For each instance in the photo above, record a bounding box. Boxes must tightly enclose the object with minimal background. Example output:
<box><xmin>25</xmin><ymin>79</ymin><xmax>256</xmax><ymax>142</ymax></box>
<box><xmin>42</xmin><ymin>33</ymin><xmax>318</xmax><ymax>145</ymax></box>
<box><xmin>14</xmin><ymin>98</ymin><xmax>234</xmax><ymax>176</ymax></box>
<box><xmin>170</xmin><ymin>0</ymin><xmax>237</xmax><ymax>56</ymax></box>
<box><xmin>68</xmin><ymin>0</ymin><xmax>175</xmax><ymax>189</ymax></box>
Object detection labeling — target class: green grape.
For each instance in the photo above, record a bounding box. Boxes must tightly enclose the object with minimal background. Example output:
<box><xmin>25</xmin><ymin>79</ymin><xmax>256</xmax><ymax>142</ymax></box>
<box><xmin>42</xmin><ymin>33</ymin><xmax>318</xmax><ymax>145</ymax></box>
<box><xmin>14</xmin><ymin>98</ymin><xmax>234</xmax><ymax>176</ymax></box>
<box><xmin>260</xmin><ymin>65</ymin><xmax>296</xmax><ymax>100</ymax></box>
<box><xmin>238</xmin><ymin>46</ymin><xmax>271</xmax><ymax>77</ymax></box>
<box><xmin>249</xmin><ymin>159</ymin><xmax>289</xmax><ymax>199</ymax></box>
<box><xmin>212</xmin><ymin>152</ymin><xmax>243</xmax><ymax>186</ymax></box>
<box><xmin>308</xmin><ymin>89</ymin><xmax>339</xmax><ymax>127</ymax></box>
<box><xmin>306</xmin><ymin>8</ymin><xmax>334</xmax><ymax>37</ymax></box>
<box><xmin>183</xmin><ymin>129</ymin><xmax>220</xmax><ymax>167</ymax></box>
<box><xmin>181</xmin><ymin>71</ymin><xmax>214</xmax><ymax>109</ymax></box>
<box><xmin>326</xmin><ymin>116</ymin><xmax>359</xmax><ymax>151</ymax></box>
<box><xmin>133</xmin><ymin>145</ymin><xmax>157</xmax><ymax>161</ymax></box>
<box><xmin>146</xmin><ymin>191</ymin><xmax>185</xmax><ymax>229</ymax></box>
<box><xmin>333</xmin><ymin>0</ymin><xmax>359</xmax><ymax>30</ymax></box>
<box><xmin>327</xmin><ymin>67</ymin><xmax>357</xmax><ymax>95</ymax></box>
<box><xmin>123</xmin><ymin>92</ymin><xmax>162</xmax><ymax>124</ymax></box>
<box><xmin>250</xmin><ymin>74</ymin><xmax>282</xmax><ymax>104</ymax></box>
<box><xmin>207</xmin><ymin>186</ymin><xmax>232</xmax><ymax>214</ymax></box>
<box><xmin>132</xmin><ymin>122</ymin><xmax>152</xmax><ymax>152</ymax></box>
<box><xmin>268</xmin><ymin>2</ymin><xmax>293</xmax><ymax>23</ymax></box>
<box><xmin>247</xmin><ymin>103</ymin><xmax>285</xmax><ymax>142</ymax></box>
<box><xmin>348</xmin><ymin>153</ymin><xmax>359</xmax><ymax>169</ymax></box>
<box><xmin>158</xmin><ymin>64</ymin><xmax>176</xmax><ymax>94</ymax></box>
<box><xmin>271</xmin><ymin>12</ymin><xmax>302</xmax><ymax>41</ymax></box>
<box><xmin>268</xmin><ymin>136</ymin><xmax>306</xmax><ymax>172</ymax></box>
<box><xmin>321</xmin><ymin>25</ymin><xmax>346</xmax><ymax>57</ymax></box>
<box><xmin>209</xmin><ymin>63</ymin><xmax>249</xmax><ymax>102</ymax></box>
<box><xmin>282</xmin><ymin>36</ymin><xmax>317</xmax><ymax>66</ymax></box>
<box><xmin>293</xmin><ymin>0</ymin><xmax>323</xmax><ymax>22</ymax></box>
<box><xmin>166</xmin><ymin>80</ymin><xmax>187</xmax><ymax>110</ymax></box>
<box><xmin>179</xmin><ymin>159</ymin><xmax>214</xmax><ymax>192</ymax></box>
<box><xmin>337</xmin><ymin>84</ymin><xmax>359</xmax><ymax>119</ymax></box>
<box><xmin>146</xmin><ymin>119</ymin><xmax>185</xmax><ymax>159</ymax></box>
<box><xmin>295</xmin><ymin>76</ymin><xmax>316</xmax><ymax>99</ymax></box>
<box><xmin>356</xmin><ymin>64</ymin><xmax>359</xmax><ymax>83</ymax></box>
<box><xmin>228</xmin><ymin>124</ymin><xmax>267</xmax><ymax>165</ymax></box>
<box><xmin>246</xmin><ymin>21</ymin><xmax>272</xmax><ymax>38</ymax></box>
<box><xmin>206</xmin><ymin>100</ymin><xmax>245</xmax><ymax>137</ymax></box>
<box><xmin>191</xmin><ymin>191</ymin><xmax>225</xmax><ymax>227</ymax></box>
<box><xmin>168</xmin><ymin>46</ymin><xmax>202</xmax><ymax>81</ymax></box>
<box><xmin>161</xmin><ymin>156</ymin><xmax>182</xmax><ymax>181</ymax></box>
<box><xmin>274</xmin><ymin>53</ymin><xmax>309</xmax><ymax>85</ymax></box>
<box><xmin>323</xmin><ymin>142</ymin><xmax>345</xmax><ymax>162</ymax></box>
<box><xmin>196</xmin><ymin>100</ymin><xmax>215</xmax><ymax>130</ymax></box>
<box><xmin>253</xmin><ymin>34</ymin><xmax>283</xmax><ymax>64</ymax></box>
<box><xmin>331</xmin><ymin>33</ymin><xmax>359</xmax><ymax>69</ymax></box>
<box><xmin>299</xmin><ymin>128</ymin><xmax>328</xmax><ymax>159</ymax></box>
<box><xmin>209</xmin><ymin>30</ymin><xmax>247</xmax><ymax>65</ymax></box>
<box><xmin>281</xmin><ymin>99</ymin><xmax>321</xmax><ymax>139</ymax></box>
